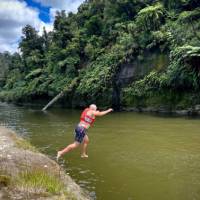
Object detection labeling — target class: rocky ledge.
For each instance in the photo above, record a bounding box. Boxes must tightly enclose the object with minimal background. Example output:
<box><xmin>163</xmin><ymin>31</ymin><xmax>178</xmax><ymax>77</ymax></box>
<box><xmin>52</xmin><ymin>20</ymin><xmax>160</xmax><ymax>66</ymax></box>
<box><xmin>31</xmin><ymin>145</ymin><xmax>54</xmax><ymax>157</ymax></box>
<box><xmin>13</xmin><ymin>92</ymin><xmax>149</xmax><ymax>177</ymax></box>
<box><xmin>0</xmin><ymin>126</ymin><xmax>90</xmax><ymax>200</ymax></box>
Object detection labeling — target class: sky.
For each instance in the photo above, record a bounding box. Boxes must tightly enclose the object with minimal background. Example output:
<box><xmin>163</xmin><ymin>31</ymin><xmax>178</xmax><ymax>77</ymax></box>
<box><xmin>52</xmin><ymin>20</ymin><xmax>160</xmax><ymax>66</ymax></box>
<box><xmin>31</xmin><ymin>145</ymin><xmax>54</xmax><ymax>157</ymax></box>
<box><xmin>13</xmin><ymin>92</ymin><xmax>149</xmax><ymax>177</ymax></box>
<box><xmin>0</xmin><ymin>0</ymin><xmax>85</xmax><ymax>53</ymax></box>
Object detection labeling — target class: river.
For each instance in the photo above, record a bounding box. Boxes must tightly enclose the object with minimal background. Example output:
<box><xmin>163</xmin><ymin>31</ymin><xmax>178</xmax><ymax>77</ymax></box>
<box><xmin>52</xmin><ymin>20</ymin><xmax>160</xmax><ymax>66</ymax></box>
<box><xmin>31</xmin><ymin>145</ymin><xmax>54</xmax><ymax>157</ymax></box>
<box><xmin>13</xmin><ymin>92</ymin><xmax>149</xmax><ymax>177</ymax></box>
<box><xmin>0</xmin><ymin>102</ymin><xmax>200</xmax><ymax>200</ymax></box>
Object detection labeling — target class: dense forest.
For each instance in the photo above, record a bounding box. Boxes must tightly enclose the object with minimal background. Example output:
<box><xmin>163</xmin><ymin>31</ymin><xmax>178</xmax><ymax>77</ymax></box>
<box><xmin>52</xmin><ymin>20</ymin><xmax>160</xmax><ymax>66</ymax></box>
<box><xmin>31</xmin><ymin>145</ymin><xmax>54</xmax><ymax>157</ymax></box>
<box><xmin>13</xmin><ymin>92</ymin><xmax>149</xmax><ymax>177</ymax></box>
<box><xmin>0</xmin><ymin>0</ymin><xmax>200</xmax><ymax>110</ymax></box>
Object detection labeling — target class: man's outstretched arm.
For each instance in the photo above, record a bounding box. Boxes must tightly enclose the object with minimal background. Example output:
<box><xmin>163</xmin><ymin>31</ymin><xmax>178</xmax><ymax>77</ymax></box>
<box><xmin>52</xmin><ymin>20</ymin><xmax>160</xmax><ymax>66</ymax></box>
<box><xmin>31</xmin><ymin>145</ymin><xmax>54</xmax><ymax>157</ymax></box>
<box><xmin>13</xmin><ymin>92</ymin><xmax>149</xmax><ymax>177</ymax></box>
<box><xmin>93</xmin><ymin>108</ymin><xmax>113</xmax><ymax>116</ymax></box>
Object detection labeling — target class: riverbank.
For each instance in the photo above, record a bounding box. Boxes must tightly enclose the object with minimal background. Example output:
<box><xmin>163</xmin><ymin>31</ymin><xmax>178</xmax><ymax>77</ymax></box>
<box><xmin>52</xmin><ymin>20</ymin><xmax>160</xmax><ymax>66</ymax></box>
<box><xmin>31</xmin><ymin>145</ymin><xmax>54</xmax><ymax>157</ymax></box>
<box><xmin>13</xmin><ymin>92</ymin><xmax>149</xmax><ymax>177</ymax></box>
<box><xmin>123</xmin><ymin>105</ymin><xmax>200</xmax><ymax>116</ymax></box>
<box><xmin>0</xmin><ymin>126</ymin><xmax>90</xmax><ymax>200</ymax></box>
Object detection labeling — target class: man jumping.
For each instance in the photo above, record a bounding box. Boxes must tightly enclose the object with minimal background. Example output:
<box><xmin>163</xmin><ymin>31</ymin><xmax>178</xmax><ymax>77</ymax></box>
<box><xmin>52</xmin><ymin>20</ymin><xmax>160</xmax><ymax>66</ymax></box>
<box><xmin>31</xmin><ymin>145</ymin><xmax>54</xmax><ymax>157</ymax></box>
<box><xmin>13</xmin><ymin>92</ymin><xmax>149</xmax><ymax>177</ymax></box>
<box><xmin>57</xmin><ymin>104</ymin><xmax>113</xmax><ymax>160</ymax></box>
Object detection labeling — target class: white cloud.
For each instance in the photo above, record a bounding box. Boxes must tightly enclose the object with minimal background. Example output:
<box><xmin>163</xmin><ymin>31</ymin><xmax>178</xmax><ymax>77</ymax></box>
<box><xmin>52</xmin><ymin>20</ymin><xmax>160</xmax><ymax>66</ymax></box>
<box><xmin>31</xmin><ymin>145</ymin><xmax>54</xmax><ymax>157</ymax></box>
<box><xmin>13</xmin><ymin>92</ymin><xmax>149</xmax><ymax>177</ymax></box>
<box><xmin>0</xmin><ymin>0</ymin><xmax>85</xmax><ymax>53</ymax></box>
<box><xmin>33</xmin><ymin>0</ymin><xmax>85</xmax><ymax>13</ymax></box>
<box><xmin>0</xmin><ymin>42</ymin><xmax>19</xmax><ymax>53</ymax></box>
<box><xmin>35</xmin><ymin>0</ymin><xmax>85</xmax><ymax>32</ymax></box>
<box><xmin>0</xmin><ymin>0</ymin><xmax>53</xmax><ymax>53</ymax></box>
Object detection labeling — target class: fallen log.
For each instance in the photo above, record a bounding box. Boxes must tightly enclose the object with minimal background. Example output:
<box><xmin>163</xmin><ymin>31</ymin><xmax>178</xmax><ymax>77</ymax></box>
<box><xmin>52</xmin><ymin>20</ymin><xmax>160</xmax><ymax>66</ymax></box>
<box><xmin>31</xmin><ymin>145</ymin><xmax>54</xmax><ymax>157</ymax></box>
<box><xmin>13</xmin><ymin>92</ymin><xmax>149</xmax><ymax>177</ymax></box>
<box><xmin>42</xmin><ymin>77</ymin><xmax>79</xmax><ymax>111</ymax></box>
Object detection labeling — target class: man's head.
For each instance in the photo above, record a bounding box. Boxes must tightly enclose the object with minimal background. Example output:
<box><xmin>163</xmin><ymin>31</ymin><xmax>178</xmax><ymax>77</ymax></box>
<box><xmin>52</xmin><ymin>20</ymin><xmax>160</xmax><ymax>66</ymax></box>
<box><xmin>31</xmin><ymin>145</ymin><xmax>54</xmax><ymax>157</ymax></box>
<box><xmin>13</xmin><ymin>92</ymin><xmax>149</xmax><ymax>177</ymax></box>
<box><xmin>89</xmin><ymin>104</ymin><xmax>97</xmax><ymax>111</ymax></box>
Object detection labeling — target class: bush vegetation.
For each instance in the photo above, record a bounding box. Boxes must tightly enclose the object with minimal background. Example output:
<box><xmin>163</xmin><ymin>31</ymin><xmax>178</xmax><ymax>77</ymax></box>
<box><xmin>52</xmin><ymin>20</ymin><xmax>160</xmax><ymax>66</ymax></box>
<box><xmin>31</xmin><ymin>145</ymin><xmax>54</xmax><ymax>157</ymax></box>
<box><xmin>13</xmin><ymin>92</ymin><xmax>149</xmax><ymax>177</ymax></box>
<box><xmin>0</xmin><ymin>0</ymin><xmax>199</xmax><ymax>109</ymax></box>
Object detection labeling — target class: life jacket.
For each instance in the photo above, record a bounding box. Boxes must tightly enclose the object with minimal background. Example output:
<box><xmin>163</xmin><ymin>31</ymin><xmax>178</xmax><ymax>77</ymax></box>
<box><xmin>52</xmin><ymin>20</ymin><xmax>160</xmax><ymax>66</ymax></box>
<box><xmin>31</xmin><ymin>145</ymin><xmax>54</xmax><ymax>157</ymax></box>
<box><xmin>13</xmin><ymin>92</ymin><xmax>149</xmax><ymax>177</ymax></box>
<box><xmin>80</xmin><ymin>108</ymin><xmax>95</xmax><ymax>126</ymax></box>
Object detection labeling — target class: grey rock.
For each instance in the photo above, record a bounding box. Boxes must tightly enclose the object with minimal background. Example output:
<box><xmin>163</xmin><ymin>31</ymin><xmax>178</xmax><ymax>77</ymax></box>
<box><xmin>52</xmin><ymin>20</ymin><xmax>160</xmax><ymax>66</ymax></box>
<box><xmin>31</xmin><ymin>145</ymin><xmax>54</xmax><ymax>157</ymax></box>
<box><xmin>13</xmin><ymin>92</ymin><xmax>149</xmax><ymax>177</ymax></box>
<box><xmin>175</xmin><ymin>110</ymin><xmax>188</xmax><ymax>115</ymax></box>
<box><xmin>194</xmin><ymin>105</ymin><xmax>200</xmax><ymax>111</ymax></box>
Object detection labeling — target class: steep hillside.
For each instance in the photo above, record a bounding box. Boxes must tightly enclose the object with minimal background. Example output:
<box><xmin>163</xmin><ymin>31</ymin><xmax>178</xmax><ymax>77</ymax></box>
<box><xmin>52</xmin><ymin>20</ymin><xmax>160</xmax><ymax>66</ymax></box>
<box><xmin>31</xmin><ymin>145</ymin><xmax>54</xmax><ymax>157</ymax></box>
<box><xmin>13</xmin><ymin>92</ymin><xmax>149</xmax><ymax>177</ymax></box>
<box><xmin>0</xmin><ymin>0</ymin><xmax>199</xmax><ymax>110</ymax></box>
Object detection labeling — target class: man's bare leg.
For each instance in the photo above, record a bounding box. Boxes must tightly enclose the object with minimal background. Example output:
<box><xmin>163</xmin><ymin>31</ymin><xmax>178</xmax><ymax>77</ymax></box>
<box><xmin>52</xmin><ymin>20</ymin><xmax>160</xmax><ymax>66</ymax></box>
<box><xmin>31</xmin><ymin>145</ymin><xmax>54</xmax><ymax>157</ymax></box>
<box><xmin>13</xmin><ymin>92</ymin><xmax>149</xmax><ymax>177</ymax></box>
<box><xmin>81</xmin><ymin>135</ymin><xmax>89</xmax><ymax>158</ymax></box>
<box><xmin>57</xmin><ymin>142</ymin><xmax>80</xmax><ymax>160</ymax></box>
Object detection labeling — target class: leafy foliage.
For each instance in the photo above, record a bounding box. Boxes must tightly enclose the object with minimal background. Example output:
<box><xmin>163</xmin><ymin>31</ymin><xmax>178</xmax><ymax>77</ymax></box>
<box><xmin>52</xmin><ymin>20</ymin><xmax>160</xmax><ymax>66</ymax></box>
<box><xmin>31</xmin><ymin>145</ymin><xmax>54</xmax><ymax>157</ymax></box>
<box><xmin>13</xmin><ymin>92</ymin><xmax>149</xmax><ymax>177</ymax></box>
<box><xmin>136</xmin><ymin>3</ymin><xmax>165</xmax><ymax>31</ymax></box>
<box><xmin>0</xmin><ymin>0</ymin><xmax>200</xmax><ymax>109</ymax></box>
<box><xmin>123</xmin><ymin>45</ymin><xmax>200</xmax><ymax>108</ymax></box>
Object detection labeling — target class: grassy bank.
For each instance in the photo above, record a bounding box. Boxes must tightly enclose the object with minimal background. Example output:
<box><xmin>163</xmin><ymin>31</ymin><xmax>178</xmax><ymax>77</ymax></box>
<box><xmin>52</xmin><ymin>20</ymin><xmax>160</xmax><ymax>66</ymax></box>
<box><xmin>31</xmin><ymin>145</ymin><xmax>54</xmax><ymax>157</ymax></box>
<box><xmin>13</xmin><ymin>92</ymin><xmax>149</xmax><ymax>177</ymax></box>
<box><xmin>0</xmin><ymin>126</ymin><xmax>89</xmax><ymax>200</ymax></box>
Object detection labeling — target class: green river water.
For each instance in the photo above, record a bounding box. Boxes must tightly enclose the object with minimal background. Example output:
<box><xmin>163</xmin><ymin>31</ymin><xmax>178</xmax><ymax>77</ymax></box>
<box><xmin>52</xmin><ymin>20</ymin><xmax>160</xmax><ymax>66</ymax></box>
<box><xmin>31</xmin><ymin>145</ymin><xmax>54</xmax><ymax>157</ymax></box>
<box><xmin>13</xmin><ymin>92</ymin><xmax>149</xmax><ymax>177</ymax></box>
<box><xmin>0</xmin><ymin>102</ymin><xmax>200</xmax><ymax>200</ymax></box>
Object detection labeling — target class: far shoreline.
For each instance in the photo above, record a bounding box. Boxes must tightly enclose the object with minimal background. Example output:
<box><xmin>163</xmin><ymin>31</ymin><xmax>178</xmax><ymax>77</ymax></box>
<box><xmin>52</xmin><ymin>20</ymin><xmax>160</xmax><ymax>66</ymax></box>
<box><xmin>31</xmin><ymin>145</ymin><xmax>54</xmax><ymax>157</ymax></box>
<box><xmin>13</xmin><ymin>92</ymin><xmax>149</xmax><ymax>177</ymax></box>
<box><xmin>1</xmin><ymin>100</ymin><xmax>200</xmax><ymax>117</ymax></box>
<box><xmin>122</xmin><ymin>105</ymin><xmax>200</xmax><ymax>117</ymax></box>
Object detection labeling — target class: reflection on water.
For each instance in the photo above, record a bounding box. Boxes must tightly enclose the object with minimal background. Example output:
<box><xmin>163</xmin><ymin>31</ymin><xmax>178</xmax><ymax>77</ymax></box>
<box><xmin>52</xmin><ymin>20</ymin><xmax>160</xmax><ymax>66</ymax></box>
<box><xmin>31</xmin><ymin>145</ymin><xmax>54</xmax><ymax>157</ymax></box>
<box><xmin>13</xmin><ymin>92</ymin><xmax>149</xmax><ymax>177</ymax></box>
<box><xmin>0</xmin><ymin>102</ymin><xmax>200</xmax><ymax>200</ymax></box>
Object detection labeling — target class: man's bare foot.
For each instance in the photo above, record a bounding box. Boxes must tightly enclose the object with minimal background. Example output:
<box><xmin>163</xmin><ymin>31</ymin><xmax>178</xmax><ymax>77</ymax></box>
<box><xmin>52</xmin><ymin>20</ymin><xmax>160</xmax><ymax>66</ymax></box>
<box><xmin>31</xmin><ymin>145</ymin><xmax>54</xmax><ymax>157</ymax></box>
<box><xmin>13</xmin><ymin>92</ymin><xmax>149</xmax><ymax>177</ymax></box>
<box><xmin>81</xmin><ymin>154</ymin><xmax>88</xmax><ymax>158</ymax></box>
<box><xmin>57</xmin><ymin>151</ymin><xmax>62</xmax><ymax>161</ymax></box>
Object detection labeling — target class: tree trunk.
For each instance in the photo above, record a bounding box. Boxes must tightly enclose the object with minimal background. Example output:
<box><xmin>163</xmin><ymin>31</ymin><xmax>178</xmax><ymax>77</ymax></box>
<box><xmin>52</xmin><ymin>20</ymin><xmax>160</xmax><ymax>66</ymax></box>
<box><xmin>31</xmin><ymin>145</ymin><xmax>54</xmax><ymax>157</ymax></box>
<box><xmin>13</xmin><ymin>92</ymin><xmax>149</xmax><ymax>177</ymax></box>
<box><xmin>42</xmin><ymin>77</ymin><xmax>79</xmax><ymax>111</ymax></box>
<box><xmin>112</xmin><ymin>81</ymin><xmax>121</xmax><ymax>111</ymax></box>
<box><xmin>42</xmin><ymin>91</ymin><xmax>65</xmax><ymax>111</ymax></box>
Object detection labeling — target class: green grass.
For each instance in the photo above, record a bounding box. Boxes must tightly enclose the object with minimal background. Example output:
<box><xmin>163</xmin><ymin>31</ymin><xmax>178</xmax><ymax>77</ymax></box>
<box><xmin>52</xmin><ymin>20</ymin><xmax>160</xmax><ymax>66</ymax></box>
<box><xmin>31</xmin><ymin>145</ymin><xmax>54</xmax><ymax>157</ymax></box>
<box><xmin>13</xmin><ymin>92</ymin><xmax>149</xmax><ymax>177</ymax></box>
<box><xmin>16</xmin><ymin>170</ymin><xmax>65</xmax><ymax>195</ymax></box>
<box><xmin>10</xmin><ymin>133</ymin><xmax>38</xmax><ymax>152</ymax></box>
<box><xmin>0</xmin><ymin>168</ymin><xmax>11</xmax><ymax>187</ymax></box>
<box><xmin>4</xmin><ymin>133</ymin><xmax>78</xmax><ymax>199</ymax></box>
<box><xmin>0</xmin><ymin>174</ymin><xmax>11</xmax><ymax>187</ymax></box>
